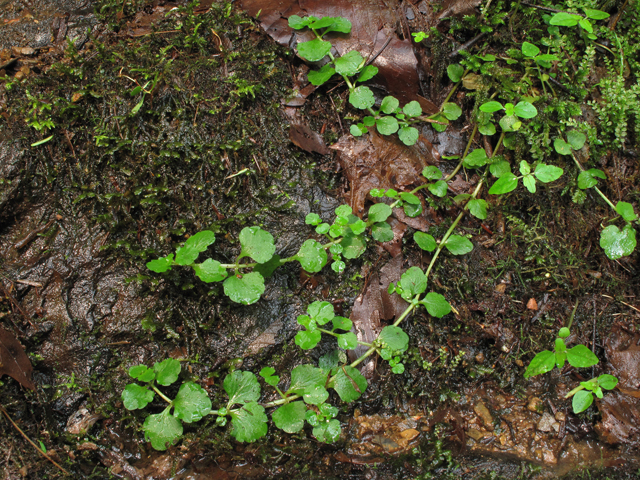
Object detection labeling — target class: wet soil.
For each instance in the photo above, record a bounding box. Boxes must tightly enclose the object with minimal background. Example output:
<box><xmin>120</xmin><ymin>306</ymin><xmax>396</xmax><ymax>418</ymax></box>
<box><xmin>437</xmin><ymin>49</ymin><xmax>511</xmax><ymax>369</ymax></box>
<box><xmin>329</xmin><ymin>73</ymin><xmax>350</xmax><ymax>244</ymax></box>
<box><xmin>1</xmin><ymin>0</ymin><xmax>640</xmax><ymax>479</ymax></box>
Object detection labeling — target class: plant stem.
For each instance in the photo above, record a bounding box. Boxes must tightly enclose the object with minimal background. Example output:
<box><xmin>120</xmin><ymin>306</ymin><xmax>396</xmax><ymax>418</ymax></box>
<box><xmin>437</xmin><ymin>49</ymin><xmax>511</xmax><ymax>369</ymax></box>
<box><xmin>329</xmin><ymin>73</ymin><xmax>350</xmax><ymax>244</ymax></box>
<box><xmin>444</xmin><ymin>124</ymin><xmax>478</xmax><ymax>182</ymax></box>
<box><xmin>151</xmin><ymin>385</ymin><xmax>173</xmax><ymax>405</ymax></box>
<box><xmin>570</xmin><ymin>153</ymin><xmax>617</xmax><ymax>211</ymax></box>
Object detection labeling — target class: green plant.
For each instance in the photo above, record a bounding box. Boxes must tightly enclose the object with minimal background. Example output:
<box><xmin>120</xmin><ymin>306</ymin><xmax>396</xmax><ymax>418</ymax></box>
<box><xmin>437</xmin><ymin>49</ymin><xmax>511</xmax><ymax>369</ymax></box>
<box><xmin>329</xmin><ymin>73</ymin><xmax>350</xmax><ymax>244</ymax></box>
<box><xmin>548</xmin><ymin>8</ymin><xmax>610</xmax><ymax>41</ymax></box>
<box><xmin>566</xmin><ymin>373</ymin><xmax>618</xmax><ymax>413</ymax></box>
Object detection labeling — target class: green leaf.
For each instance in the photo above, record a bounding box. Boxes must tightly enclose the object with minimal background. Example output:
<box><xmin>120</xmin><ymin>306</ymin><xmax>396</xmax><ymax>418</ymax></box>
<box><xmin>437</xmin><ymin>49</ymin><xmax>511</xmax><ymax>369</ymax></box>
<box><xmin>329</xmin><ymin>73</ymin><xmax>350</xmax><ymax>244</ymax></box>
<box><xmin>445</xmin><ymin>235</ymin><xmax>473</xmax><ymax>255</ymax></box>
<box><xmin>223</xmin><ymin>272</ymin><xmax>265</xmax><ymax>305</ymax></box>
<box><xmin>350</xmin><ymin>124</ymin><xmax>366</xmax><ymax>136</ymax></box>
<box><xmin>193</xmin><ymin>259</ymin><xmax>228</xmax><ymax>283</ymax></box>
<box><xmin>349</xmin><ymin>219</ymin><xmax>367</xmax><ymax>235</ymax></box>
<box><xmin>447</xmin><ymin>64</ymin><xmax>464</xmax><ymax>83</ymax></box>
<box><xmin>313</xmin><ymin>418</ymin><xmax>341</xmax><ymax>443</ymax></box>
<box><xmin>490</xmin><ymin>160</ymin><xmax>511</xmax><ymax>178</ymax></box>
<box><xmin>550</xmin><ymin>12</ymin><xmax>581</xmax><ymax>26</ymax></box>
<box><xmin>577</xmin><ymin>169</ymin><xmax>606</xmax><ymax>189</ymax></box>
<box><xmin>468</xmin><ymin>199</ymin><xmax>488</xmax><ymax>219</ymax></box>
<box><xmin>534</xmin><ymin>164</ymin><xmax>563</xmax><ymax>183</ymax></box>
<box><xmin>308</xmin><ymin>300</ymin><xmax>335</xmax><ymax>325</ymax></box>
<box><xmin>464</xmin><ymin>148</ymin><xmax>488</xmax><ymax>168</ymax></box>
<box><xmin>154</xmin><ymin>358</ymin><xmax>181</xmax><ymax>386</ymax></box>
<box><xmin>558</xmin><ymin>327</ymin><xmax>571</xmax><ymax>338</ymax></box>
<box><xmin>357</xmin><ymin>65</ymin><xmax>378</xmax><ymax>83</ymax></box>
<box><xmin>288</xmin><ymin>15</ymin><xmax>316</xmax><ymax>29</ymax></box>
<box><xmin>422</xmin><ymin>292</ymin><xmax>451</xmax><ymax>318</ymax></box>
<box><xmin>616</xmin><ymin>201</ymin><xmax>637</xmax><ymax>222</ymax></box>
<box><xmin>224</xmin><ymin>371</ymin><xmax>261</xmax><ymax>405</ymax></box>
<box><xmin>349</xmin><ymin>86</ymin><xmax>375</xmax><ymax>110</ymax></box>
<box><xmin>479</xmin><ymin>101</ymin><xmax>504</xmax><ymax>113</ymax></box>
<box><xmin>600</xmin><ymin>225</ymin><xmax>637</xmax><ymax>260</ymax></box>
<box><xmin>129</xmin><ymin>365</ymin><xmax>155</xmax><ymax>382</ymax></box>
<box><xmin>400</xmin><ymin>192</ymin><xmax>421</xmax><ymax>204</ymax></box>
<box><xmin>331</xmin><ymin>366</ymin><xmax>367</xmax><ymax>402</ymax></box>
<box><xmin>368</xmin><ymin>203</ymin><xmax>392</xmax><ymax>223</ymax></box>
<box><xmin>428</xmin><ymin>181</ymin><xmax>448</xmax><ymax>197</ymax></box>
<box><xmin>332</xmin><ymin>316</ymin><xmax>352</xmax><ymax>331</ymax></box>
<box><xmin>371</xmin><ymin>222</ymin><xmax>394</xmax><ymax>242</ymax></box>
<box><xmin>524</xmin><ymin>350</ymin><xmax>556</xmax><ymax>378</ymax></box>
<box><xmin>175</xmin><ymin>231</ymin><xmax>216</xmax><ymax>265</ymax></box>
<box><xmin>308</xmin><ymin>64</ymin><xmax>336</xmax><ymax>86</ymax></box>
<box><xmin>147</xmin><ymin>254</ymin><xmax>174</xmax><ymax>273</ymax></box>
<box><xmin>379</xmin><ymin>325</ymin><xmax>409</xmax><ymax>352</ymax></box>
<box><xmin>254</xmin><ymin>254</ymin><xmax>281</xmax><ymax>279</ymax></box>
<box><xmin>398</xmin><ymin>126</ymin><xmax>419</xmax><ymax>145</ymax></box>
<box><xmin>431</xmin><ymin>114</ymin><xmax>448</xmax><ymax>132</ymax></box>
<box><xmin>230</xmin><ymin>402</ymin><xmax>268</xmax><ymax>442</ymax></box>
<box><xmin>566</xmin><ymin>344</ymin><xmax>599</xmax><ymax>368</ymax></box>
<box><xmin>338</xmin><ymin>332</ymin><xmax>358</xmax><ymax>350</ymax></box>
<box><xmin>173</xmin><ymin>382</ymin><xmax>212</xmax><ymax>423</ymax></box>
<box><xmin>413</xmin><ymin>232</ymin><xmax>436</xmax><ymax>252</ymax></box>
<box><xmin>521</xmin><ymin>41</ymin><xmax>540</xmax><ymax>57</ymax></box>
<box><xmin>513</xmin><ymin>101</ymin><xmax>537</xmax><ymax>119</ymax></box>
<box><xmin>143</xmin><ymin>407</ymin><xmax>183</xmax><ymax>451</ymax></box>
<box><xmin>520</xmin><ymin>160</ymin><xmax>530</xmax><ymax>175</ymax></box>
<box><xmin>554</xmin><ymin>138</ymin><xmax>573</xmax><ymax>155</ymax></box>
<box><xmin>302</xmin><ymin>385</ymin><xmax>329</xmax><ymax>405</ymax></box>
<box><xmin>295</xmin><ymin>330</ymin><xmax>322</xmax><ymax>350</ymax></box>
<box><xmin>403</xmin><ymin>202</ymin><xmax>423</xmax><ymax>218</ymax></box>
<box><xmin>442</xmin><ymin>102</ymin><xmax>462</xmax><ymax>121</ymax></box>
<box><xmin>489</xmin><ymin>173</ymin><xmax>518</xmax><ymax>194</ymax></box>
<box><xmin>579</xmin><ymin>17</ymin><xmax>593</xmax><ymax>32</ymax></box>
<box><xmin>297</xmin><ymin>39</ymin><xmax>332</xmax><ymax>62</ymax></box>
<box><xmin>272</xmin><ymin>401</ymin><xmax>306</xmax><ymax>433</ymax></box>
<box><xmin>259</xmin><ymin>367</ymin><xmax>280</xmax><ymax>386</ymax></box>
<box><xmin>318</xmin><ymin>349</ymin><xmax>341</xmax><ymax>374</ymax></box>
<box><xmin>309</xmin><ymin>16</ymin><xmax>339</xmax><ymax>29</ymax></box>
<box><xmin>296</xmin><ymin>239</ymin><xmax>328</xmax><ymax>273</ymax></box>
<box><xmin>499</xmin><ymin>115</ymin><xmax>521</xmax><ymax>132</ymax></box>
<box><xmin>422</xmin><ymin>166</ymin><xmax>443</xmax><ymax>180</ymax></box>
<box><xmin>572</xmin><ymin>390</ymin><xmax>593</xmax><ymax>413</ymax></box>
<box><xmin>380</xmin><ymin>96</ymin><xmax>400</xmax><ymax>114</ymax></box>
<box><xmin>400</xmin><ymin>266</ymin><xmax>427</xmax><ymax>296</ymax></box>
<box><xmin>376</xmin><ymin>116</ymin><xmax>399</xmax><ymax>135</ymax></box>
<box><xmin>340</xmin><ymin>232</ymin><xmax>366</xmax><ymax>259</ymax></box>
<box><xmin>598</xmin><ymin>374</ymin><xmax>618</xmax><ymax>390</ymax></box>
<box><xmin>479</xmin><ymin>122</ymin><xmax>496</xmax><ymax>136</ymax></box>
<box><xmin>523</xmin><ymin>175</ymin><xmax>536</xmax><ymax>193</ymax></box>
<box><xmin>403</xmin><ymin>101</ymin><xmax>422</xmax><ymax>117</ymax></box>
<box><xmin>567</xmin><ymin>130</ymin><xmax>586</xmax><ymax>150</ymax></box>
<box><xmin>324</xmin><ymin>17</ymin><xmax>352</xmax><ymax>34</ymax></box>
<box><xmin>239</xmin><ymin>226</ymin><xmax>275</xmax><ymax>263</ymax></box>
<box><xmin>583</xmin><ymin>8</ymin><xmax>609</xmax><ymax>20</ymax></box>
<box><xmin>122</xmin><ymin>384</ymin><xmax>154</xmax><ymax>410</ymax></box>
<box><xmin>287</xmin><ymin>365</ymin><xmax>327</xmax><ymax>396</ymax></box>
<box><xmin>334</xmin><ymin>50</ymin><xmax>365</xmax><ymax>76</ymax></box>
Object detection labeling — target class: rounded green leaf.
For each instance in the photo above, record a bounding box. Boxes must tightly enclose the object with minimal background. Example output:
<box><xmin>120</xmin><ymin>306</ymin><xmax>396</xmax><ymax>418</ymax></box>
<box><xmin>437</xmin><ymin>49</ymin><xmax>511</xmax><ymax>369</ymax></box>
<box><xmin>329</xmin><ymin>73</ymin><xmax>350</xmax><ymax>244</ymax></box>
<box><xmin>442</xmin><ymin>102</ymin><xmax>462</xmax><ymax>121</ymax></box>
<box><xmin>223</xmin><ymin>272</ymin><xmax>265</xmax><ymax>305</ymax></box>
<box><xmin>368</xmin><ymin>203</ymin><xmax>392</xmax><ymax>223</ymax></box>
<box><xmin>230</xmin><ymin>402</ymin><xmax>268</xmax><ymax>443</ymax></box>
<box><xmin>255</xmin><ymin>254</ymin><xmax>281</xmax><ymax>279</ymax></box>
<box><xmin>422</xmin><ymin>292</ymin><xmax>451</xmax><ymax>318</ymax></box>
<box><xmin>297</xmin><ymin>38</ymin><xmax>332</xmax><ymax>62</ymax></box>
<box><xmin>414</xmin><ymin>232</ymin><xmax>436</xmax><ymax>252</ymax></box>
<box><xmin>288</xmin><ymin>15</ymin><xmax>315</xmax><ymax>29</ymax></box>
<box><xmin>193</xmin><ymin>259</ymin><xmax>228</xmax><ymax>283</ymax></box>
<box><xmin>554</xmin><ymin>138</ymin><xmax>572</xmax><ymax>155</ymax></box>
<box><xmin>522</xmin><ymin>41</ymin><xmax>540</xmax><ymax>57</ymax></box>
<box><xmin>499</xmin><ymin>115</ymin><xmax>521</xmax><ymax>132</ymax></box>
<box><xmin>338</xmin><ymin>332</ymin><xmax>358</xmax><ymax>350</ymax></box>
<box><xmin>296</xmin><ymin>239</ymin><xmax>328</xmax><ymax>273</ymax></box>
<box><xmin>332</xmin><ymin>316</ymin><xmax>352</xmax><ymax>331</ymax></box>
<box><xmin>468</xmin><ymin>199</ymin><xmax>488</xmax><ymax>220</ymax></box>
<box><xmin>583</xmin><ymin>8</ymin><xmax>610</xmax><ymax>20</ymax></box>
<box><xmin>403</xmin><ymin>101</ymin><xmax>422</xmax><ymax>117</ymax></box>
<box><xmin>288</xmin><ymin>365</ymin><xmax>327</xmax><ymax>396</ymax></box>
<box><xmin>489</xmin><ymin>173</ymin><xmax>518</xmax><ymax>194</ymax></box>
<box><xmin>398</xmin><ymin>126</ymin><xmax>419</xmax><ymax>145</ymax></box>
<box><xmin>308</xmin><ymin>64</ymin><xmax>336</xmax><ymax>86</ymax></box>
<box><xmin>173</xmin><ymin>382</ymin><xmax>212</xmax><ymax>423</ymax></box>
<box><xmin>523</xmin><ymin>175</ymin><xmax>537</xmax><ymax>193</ymax></box>
<box><xmin>308</xmin><ymin>300</ymin><xmax>334</xmax><ymax>324</ymax></box>
<box><xmin>259</xmin><ymin>367</ymin><xmax>279</xmax><ymax>386</ymax></box>
<box><xmin>513</xmin><ymin>101</ymin><xmax>537</xmax><ymax>119</ymax></box>
<box><xmin>122</xmin><ymin>384</ymin><xmax>154</xmax><ymax>410</ymax></box>
<box><xmin>428</xmin><ymin>181</ymin><xmax>448</xmax><ymax>198</ymax></box>
<box><xmin>447</xmin><ymin>64</ymin><xmax>464</xmax><ymax>83</ymax></box>
<box><xmin>350</xmin><ymin>124</ymin><xmax>366</xmax><ymax>136</ymax></box>
<box><xmin>379</xmin><ymin>325</ymin><xmax>409</xmax><ymax>352</ymax></box>
<box><xmin>154</xmin><ymin>358</ymin><xmax>181</xmax><ymax>386</ymax></box>
<box><xmin>129</xmin><ymin>365</ymin><xmax>155</xmax><ymax>382</ymax></box>
<box><xmin>272</xmin><ymin>401</ymin><xmax>307</xmax><ymax>433</ymax></box>
<box><xmin>380</xmin><ymin>96</ymin><xmax>400</xmax><ymax>114</ymax></box>
<box><xmin>600</xmin><ymin>225</ymin><xmax>637</xmax><ymax>260</ymax></box>
<box><xmin>567</xmin><ymin>130</ymin><xmax>586</xmax><ymax>150</ymax></box>
<box><xmin>349</xmin><ymin>86</ymin><xmax>375</xmax><ymax>110</ymax></box>
<box><xmin>479</xmin><ymin>122</ymin><xmax>496</xmax><ymax>136</ymax></box>
<box><xmin>597</xmin><ymin>374</ymin><xmax>618</xmax><ymax>390</ymax></box>
<box><xmin>445</xmin><ymin>235</ymin><xmax>473</xmax><ymax>255</ymax></box>
<box><xmin>147</xmin><ymin>254</ymin><xmax>174</xmax><ymax>273</ymax></box>
<box><xmin>331</xmin><ymin>366</ymin><xmax>367</xmax><ymax>402</ymax></box>
<box><xmin>579</xmin><ymin>18</ymin><xmax>593</xmax><ymax>32</ymax></box>
<box><xmin>490</xmin><ymin>160</ymin><xmax>512</xmax><ymax>178</ymax></box>
<box><xmin>566</xmin><ymin>344</ymin><xmax>599</xmax><ymax>368</ymax></box>
<box><xmin>558</xmin><ymin>327</ymin><xmax>571</xmax><ymax>338</ymax></box>
<box><xmin>422</xmin><ymin>166</ymin><xmax>443</xmax><ymax>180</ymax></box>
<box><xmin>143</xmin><ymin>408</ymin><xmax>183</xmax><ymax>451</ymax></box>
<box><xmin>340</xmin><ymin>232</ymin><xmax>366</xmax><ymax>259</ymax></box>
<box><xmin>400</xmin><ymin>266</ymin><xmax>427</xmax><ymax>296</ymax></box>
<box><xmin>479</xmin><ymin>101</ymin><xmax>504</xmax><ymax>113</ymax></box>
<box><xmin>399</xmin><ymin>192</ymin><xmax>420</xmax><ymax>205</ymax></box>
<box><xmin>524</xmin><ymin>350</ymin><xmax>556</xmax><ymax>378</ymax></box>
<box><xmin>572</xmin><ymin>390</ymin><xmax>593</xmax><ymax>413</ymax></box>
<box><xmin>371</xmin><ymin>222</ymin><xmax>394</xmax><ymax>242</ymax></box>
<box><xmin>313</xmin><ymin>418</ymin><xmax>341</xmax><ymax>443</ymax></box>
<box><xmin>577</xmin><ymin>169</ymin><xmax>606</xmax><ymax>189</ymax></box>
<box><xmin>464</xmin><ymin>148</ymin><xmax>488</xmax><ymax>168</ymax></box>
<box><xmin>357</xmin><ymin>65</ymin><xmax>378</xmax><ymax>83</ymax></box>
<box><xmin>324</xmin><ymin>17</ymin><xmax>352</xmax><ymax>34</ymax></box>
<box><xmin>376</xmin><ymin>116</ymin><xmax>399</xmax><ymax>135</ymax></box>
<box><xmin>175</xmin><ymin>231</ymin><xmax>216</xmax><ymax>265</ymax></box>
<box><xmin>303</xmin><ymin>385</ymin><xmax>329</xmax><ymax>405</ymax></box>
<box><xmin>616</xmin><ymin>201</ymin><xmax>637</xmax><ymax>222</ymax></box>
<box><xmin>239</xmin><ymin>226</ymin><xmax>275</xmax><ymax>263</ymax></box>
<box><xmin>550</xmin><ymin>12</ymin><xmax>581</xmax><ymax>26</ymax></box>
<box><xmin>534</xmin><ymin>164</ymin><xmax>563</xmax><ymax>183</ymax></box>
<box><xmin>224</xmin><ymin>370</ymin><xmax>261</xmax><ymax>405</ymax></box>
<box><xmin>295</xmin><ymin>330</ymin><xmax>322</xmax><ymax>350</ymax></box>
<box><xmin>334</xmin><ymin>50</ymin><xmax>364</xmax><ymax>76</ymax></box>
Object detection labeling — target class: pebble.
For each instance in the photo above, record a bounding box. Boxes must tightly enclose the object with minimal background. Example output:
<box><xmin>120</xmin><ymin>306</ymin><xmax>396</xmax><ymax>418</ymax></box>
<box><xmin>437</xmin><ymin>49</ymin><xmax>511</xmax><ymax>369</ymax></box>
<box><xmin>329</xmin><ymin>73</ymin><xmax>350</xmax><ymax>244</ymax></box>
<box><xmin>527</xmin><ymin>396</ymin><xmax>543</xmax><ymax>413</ymax></box>
<box><xmin>537</xmin><ymin>412</ymin><xmax>559</xmax><ymax>433</ymax></box>
<box><xmin>474</xmin><ymin>402</ymin><xmax>494</xmax><ymax>430</ymax></box>
<box><xmin>467</xmin><ymin>428</ymin><xmax>483</xmax><ymax>441</ymax></box>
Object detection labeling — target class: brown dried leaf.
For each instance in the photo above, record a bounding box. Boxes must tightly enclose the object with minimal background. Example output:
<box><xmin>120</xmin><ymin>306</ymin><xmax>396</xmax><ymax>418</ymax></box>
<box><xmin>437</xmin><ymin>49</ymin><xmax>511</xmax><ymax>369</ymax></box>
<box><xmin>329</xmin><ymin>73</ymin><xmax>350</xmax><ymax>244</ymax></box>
<box><xmin>438</xmin><ymin>0</ymin><xmax>482</xmax><ymax>20</ymax></box>
<box><xmin>0</xmin><ymin>327</ymin><xmax>35</xmax><ymax>390</ymax></box>
<box><xmin>289</xmin><ymin>123</ymin><xmax>329</xmax><ymax>155</ymax></box>
<box><xmin>526</xmin><ymin>298</ymin><xmax>538</xmax><ymax>310</ymax></box>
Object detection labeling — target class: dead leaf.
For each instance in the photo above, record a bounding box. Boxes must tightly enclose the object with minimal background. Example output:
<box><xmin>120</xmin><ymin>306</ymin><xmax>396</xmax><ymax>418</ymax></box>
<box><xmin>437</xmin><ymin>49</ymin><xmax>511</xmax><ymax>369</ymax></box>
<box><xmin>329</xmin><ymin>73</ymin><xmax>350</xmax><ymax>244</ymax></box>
<box><xmin>438</xmin><ymin>0</ymin><xmax>482</xmax><ymax>20</ymax></box>
<box><xmin>289</xmin><ymin>123</ymin><xmax>329</xmax><ymax>155</ymax></box>
<box><xmin>605</xmin><ymin>325</ymin><xmax>640</xmax><ymax>394</ymax></box>
<box><xmin>526</xmin><ymin>298</ymin><xmax>538</xmax><ymax>310</ymax></box>
<box><xmin>596</xmin><ymin>392</ymin><xmax>640</xmax><ymax>446</ymax></box>
<box><xmin>0</xmin><ymin>327</ymin><xmax>35</xmax><ymax>390</ymax></box>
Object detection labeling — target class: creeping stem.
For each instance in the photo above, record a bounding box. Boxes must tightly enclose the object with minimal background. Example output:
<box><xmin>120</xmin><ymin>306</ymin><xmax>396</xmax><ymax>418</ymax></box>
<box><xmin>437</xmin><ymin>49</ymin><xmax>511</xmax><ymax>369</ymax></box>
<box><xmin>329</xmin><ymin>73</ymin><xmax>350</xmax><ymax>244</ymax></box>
<box><xmin>570</xmin><ymin>152</ymin><xmax>617</xmax><ymax>212</ymax></box>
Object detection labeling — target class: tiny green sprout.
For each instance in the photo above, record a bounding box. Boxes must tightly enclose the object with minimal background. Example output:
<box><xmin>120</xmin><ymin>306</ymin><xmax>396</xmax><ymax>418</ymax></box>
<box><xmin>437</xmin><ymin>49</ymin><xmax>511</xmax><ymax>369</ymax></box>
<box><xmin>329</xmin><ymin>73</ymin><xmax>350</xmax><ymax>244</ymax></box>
<box><xmin>549</xmin><ymin>8</ymin><xmax>610</xmax><ymax>40</ymax></box>
<box><xmin>566</xmin><ymin>374</ymin><xmax>618</xmax><ymax>413</ymax></box>
<box><xmin>412</xmin><ymin>31</ymin><xmax>429</xmax><ymax>42</ymax></box>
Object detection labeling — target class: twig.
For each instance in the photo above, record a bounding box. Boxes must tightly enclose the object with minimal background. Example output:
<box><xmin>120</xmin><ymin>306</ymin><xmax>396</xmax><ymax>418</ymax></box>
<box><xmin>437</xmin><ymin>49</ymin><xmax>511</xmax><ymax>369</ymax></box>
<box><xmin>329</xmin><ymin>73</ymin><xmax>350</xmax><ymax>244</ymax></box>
<box><xmin>0</xmin><ymin>405</ymin><xmax>71</xmax><ymax>475</ymax></box>
<box><xmin>448</xmin><ymin>32</ymin><xmax>487</xmax><ymax>58</ymax></box>
<box><xmin>609</xmin><ymin>0</ymin><xmax>629</xmax><ymax>31</ymax></box>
